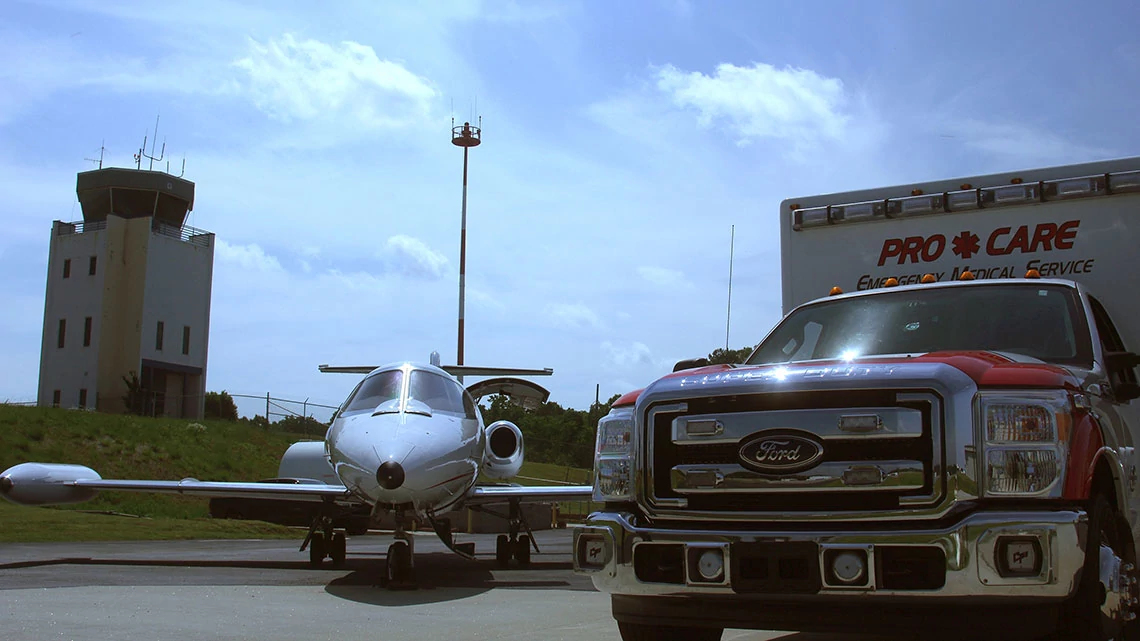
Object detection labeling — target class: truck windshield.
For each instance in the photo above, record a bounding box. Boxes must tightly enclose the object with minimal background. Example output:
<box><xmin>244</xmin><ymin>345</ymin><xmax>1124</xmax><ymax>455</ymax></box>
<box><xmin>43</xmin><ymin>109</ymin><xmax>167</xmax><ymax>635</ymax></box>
<box><xmin>747</xmin><ymin>283</ymin><xmax>1092</xmax><ymax>367</ymax></box>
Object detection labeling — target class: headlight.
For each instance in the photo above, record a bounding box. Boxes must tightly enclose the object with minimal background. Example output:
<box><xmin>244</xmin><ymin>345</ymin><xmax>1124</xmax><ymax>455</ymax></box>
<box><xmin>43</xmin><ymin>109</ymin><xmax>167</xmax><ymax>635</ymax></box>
<box><xmin>977</xmin><ymin>391</ymin><xmax>1071</xmax><ymax>497</ymax></box>
<box><xmin>594</xmin><ymin>407</ymin><xmax>634</xmax><ymax>502</ymax></box>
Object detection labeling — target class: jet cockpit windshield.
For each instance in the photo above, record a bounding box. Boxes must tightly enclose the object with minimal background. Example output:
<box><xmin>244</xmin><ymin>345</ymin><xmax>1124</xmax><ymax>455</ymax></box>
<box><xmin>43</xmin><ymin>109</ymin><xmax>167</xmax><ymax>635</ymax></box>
<box><xmin>408</xmin><ymin>369</ymin><xmax>478</xmax><ymax>419</ymax></box>
<box><xmin>342</xmin><ymin>369</ymin><xmax>404</xmax><ymax>416</ymax></box>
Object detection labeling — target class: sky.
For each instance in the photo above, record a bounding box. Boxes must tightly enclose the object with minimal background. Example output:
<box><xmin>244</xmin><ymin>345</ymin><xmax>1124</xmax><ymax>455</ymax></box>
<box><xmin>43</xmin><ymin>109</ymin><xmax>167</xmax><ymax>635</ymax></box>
<box><xmin>1</xmin><ymin>0</ymin><xmax>1138</xmax><ymax>418</ymax></box>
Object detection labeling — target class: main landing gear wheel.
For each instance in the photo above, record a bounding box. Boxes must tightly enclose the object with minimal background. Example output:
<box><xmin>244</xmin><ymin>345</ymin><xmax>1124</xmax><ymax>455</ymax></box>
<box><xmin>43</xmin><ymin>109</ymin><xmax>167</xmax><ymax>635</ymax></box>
<box><xmin>617</xmin><ymin>622</ymin><xmax>723</xmax><ymax>641</ymax></box>
<box><xmin>386</xmin><ymin>541</ymin><xmax>414</xmax><ymax>587</ymax></box>
<box><xmin>496</xmin><ymin>535</ymin><xmax>511</xmax><ymax>568</ymax></box>
<box><xmin>1059</xmin><ymin>495</ymin><xmax>1140</xmax><ymax>641</ymax></box>
<box><xmin>514</xmin><ymin>534</ymin><xmax>532</xmax><ymax>567</ymax></box>
<box><xmin>330</xmin><ymin>532</ymin><xmax>347</xmax><ymax>566</ymax></box>
<box><xmin>308</xmin><ymin>532</ymin><xmax>326</xmax><ymax>567</ymax></box>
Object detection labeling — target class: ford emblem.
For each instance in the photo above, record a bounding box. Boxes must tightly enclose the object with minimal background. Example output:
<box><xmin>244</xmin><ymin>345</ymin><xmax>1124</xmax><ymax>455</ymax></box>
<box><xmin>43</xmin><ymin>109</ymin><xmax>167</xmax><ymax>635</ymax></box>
<box><xmin>738</xmin><ymin>429</ymin><xmax>824</xmax><ymax>474</ymax></box>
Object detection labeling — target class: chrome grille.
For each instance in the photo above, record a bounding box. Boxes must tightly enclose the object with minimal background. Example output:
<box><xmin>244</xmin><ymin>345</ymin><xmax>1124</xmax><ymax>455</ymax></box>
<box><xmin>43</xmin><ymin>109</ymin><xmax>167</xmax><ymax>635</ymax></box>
<box><xmin>645</xmin><ymin>389</ymin><xmax>943</xmax><ymax>513</ymax></box>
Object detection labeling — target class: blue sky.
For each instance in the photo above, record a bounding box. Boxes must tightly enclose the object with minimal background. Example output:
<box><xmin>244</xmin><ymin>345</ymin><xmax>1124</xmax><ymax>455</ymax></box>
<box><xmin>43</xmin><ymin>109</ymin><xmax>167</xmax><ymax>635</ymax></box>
<box><xmin>2</xmin><ymin>0</ymin><xmax>1138</xmax><ymax>416</ymax></box>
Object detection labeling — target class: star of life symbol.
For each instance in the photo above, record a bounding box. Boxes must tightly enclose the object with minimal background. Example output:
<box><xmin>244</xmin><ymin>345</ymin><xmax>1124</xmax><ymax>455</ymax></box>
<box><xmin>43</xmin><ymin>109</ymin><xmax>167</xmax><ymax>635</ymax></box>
<box><xmin>952</xmin><ymin>231</ymin><xmax>981</xmax><ymax>259</ymax></box>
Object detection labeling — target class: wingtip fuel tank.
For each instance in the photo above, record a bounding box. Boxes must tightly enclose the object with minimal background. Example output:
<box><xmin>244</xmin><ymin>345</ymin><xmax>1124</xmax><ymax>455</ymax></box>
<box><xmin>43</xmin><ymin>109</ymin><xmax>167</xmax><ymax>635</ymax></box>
<box><xmin>0</xmin><ymin>462</ymin><xmax>102</xmax><ymax>506</ymax></box>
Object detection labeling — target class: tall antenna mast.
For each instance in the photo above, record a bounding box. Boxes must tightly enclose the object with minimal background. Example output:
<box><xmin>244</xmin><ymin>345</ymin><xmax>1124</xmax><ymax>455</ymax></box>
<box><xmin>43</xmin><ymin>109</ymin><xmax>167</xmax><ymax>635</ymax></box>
<box><xmin>84</xmin><ymin>140</ymin><xmax>106</xmax><ymax>169</ymax></box>
<box><xmin>142</xmin><ymin>115</ymin><xmax>165</xmax><ymax>171</ymax></box>
<box><xmin>451</xmin><ymin>115</ymin><xmax>482</xmax><ymax>378</ymax></box>
<box><xmin>725</xmin><ymin>224</ymin><xmax>735</xmax><ymax>352</ymax></box>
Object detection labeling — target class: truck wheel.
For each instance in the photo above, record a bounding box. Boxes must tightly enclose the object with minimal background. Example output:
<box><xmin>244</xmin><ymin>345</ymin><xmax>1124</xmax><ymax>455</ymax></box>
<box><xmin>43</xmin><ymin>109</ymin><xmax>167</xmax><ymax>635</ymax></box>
<box><xmin>1060</xmin><ymin>495</ymin><xmax>1139</xmax><ymax>641</ymax></box>
<box><xmin>617</xmin><ymin>622</ymin><xmax>722</xmax><ymax>641</ymax></box>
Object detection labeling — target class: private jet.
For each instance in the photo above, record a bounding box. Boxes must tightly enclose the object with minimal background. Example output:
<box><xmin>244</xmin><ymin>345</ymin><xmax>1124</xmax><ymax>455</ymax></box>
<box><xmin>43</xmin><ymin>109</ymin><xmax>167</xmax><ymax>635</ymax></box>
<box><xmin>0</xmin><ymin>355</ymin><xmax>593</xmax><ymax>585</ymax></box>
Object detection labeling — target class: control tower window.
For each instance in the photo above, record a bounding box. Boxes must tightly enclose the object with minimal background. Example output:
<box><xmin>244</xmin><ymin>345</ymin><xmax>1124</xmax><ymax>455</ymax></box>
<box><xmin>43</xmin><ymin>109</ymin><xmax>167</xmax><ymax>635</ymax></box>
<box><xmin>89</xmin><ymin>256</ymin><xmax>97</xmax><ymax>275</ymax></box>
<box><xmin>63</xmin><ymin>259</ymin><xmax>71</xmax><ymax>279</ymax></box>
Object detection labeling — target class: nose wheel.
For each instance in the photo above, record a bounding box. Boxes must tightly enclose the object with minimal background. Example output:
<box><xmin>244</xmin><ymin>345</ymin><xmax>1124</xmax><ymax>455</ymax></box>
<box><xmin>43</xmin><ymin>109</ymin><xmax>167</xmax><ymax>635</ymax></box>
<box><xmin>383</xmin><ymin>516</ymin><xmax>416</xmax><ymax>589</ymax></box>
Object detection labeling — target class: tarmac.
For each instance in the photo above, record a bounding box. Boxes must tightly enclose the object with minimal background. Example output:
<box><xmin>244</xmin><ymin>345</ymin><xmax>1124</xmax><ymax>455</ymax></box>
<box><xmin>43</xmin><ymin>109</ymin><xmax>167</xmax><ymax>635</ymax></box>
<box><xmin>0</xmin><ymin>529</ymin><xmax>879</xmax><ymax>641</ymax></box>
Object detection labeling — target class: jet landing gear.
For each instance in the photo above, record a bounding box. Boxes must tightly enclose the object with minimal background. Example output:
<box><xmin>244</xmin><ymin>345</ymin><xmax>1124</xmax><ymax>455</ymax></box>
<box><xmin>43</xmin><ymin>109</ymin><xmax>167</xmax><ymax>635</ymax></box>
<box><xmin>493</xmin><ymin>498</ymin><xmax>539</xmax><ymax>568</ymax></box>
<box><xmin>383</xmin><ymin>510</ymin><xmax>416</xmax><ymax>589</ymax></box>
<box><xmin>302</xmin><ymin>514</ymin><xmax>347</xmax><ymax>568</ymax></box>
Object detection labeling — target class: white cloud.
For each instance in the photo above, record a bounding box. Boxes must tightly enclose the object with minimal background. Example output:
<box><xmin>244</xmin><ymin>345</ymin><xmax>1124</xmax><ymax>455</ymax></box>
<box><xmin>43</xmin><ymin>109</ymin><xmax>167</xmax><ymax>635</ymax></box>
<box><xmin>215</xmin><ymin>239</ymin><xmax>283</xmax><ymax>273</ymax></box>
<box><xmin>655</xmin><ymin>62</ymin><xmax>850</xmax><ymax>146</ymax></box>
<box><xmin>637</xmin><ymin>265</ymin><xmax>691</xmax><ymax>289</ymax></box>
<box><xmin>943</xmin><ymin>119</ymin><xmax>1118</xmax><ymax>167</ymax></box>
<box><xmin>602</xmin><ymin>341</ymin><xmax>676</xmax><ymax>373</ymax></box>
<box><xmin>232</xmin><ymin>34</ymin><xmax>437</xmax><ymax>129</ymax></box>
<box><xmin>544</xmin><ymin>303</ymin><xmax>603</xmax><ymax>330</ymax></box>
<box><xmin>380</xmin><ymin>235</ymin><xmax>450</xmax><ymax>280</ymax></box>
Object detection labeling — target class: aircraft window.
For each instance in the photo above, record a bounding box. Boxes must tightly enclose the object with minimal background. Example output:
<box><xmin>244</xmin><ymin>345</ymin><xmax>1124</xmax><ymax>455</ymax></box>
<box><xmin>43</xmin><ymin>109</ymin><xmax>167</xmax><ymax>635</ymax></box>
<box><xmin>408</xmin><ymin>371</ymin><xmax>467</xmax><ymax>416</ymax></box>
<box><xmin>462</xmin><ymin>390</ymin><xmax>478</xmax><ymax>420</ymax></box>
<box><xmin>342</xmin><ymin>370</ymin><xmax>404</xmax><ymax>414</ymax></box>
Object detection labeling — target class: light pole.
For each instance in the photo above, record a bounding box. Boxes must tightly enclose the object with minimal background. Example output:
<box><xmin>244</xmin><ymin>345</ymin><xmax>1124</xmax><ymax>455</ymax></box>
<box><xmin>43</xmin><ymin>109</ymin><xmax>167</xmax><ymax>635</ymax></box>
<box><xmin>451</xmin><ymin>119</ymin><xmax>481</xmax><ymax>369</ymax></box>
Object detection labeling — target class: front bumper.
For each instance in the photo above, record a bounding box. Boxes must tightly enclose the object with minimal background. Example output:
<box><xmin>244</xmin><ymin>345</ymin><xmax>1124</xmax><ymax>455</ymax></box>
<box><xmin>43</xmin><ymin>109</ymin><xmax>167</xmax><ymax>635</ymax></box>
<box><xmin>574</xmin><ymin>509</ymin><xmax>1087</xmax><ymax>602</ymax></box>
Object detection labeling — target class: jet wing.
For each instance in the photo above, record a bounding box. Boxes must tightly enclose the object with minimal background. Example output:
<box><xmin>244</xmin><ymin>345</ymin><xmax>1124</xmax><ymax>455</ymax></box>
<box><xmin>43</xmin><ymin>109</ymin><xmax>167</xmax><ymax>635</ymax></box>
<box><xmin>463</xmin><ymin>484</ymin><xmax>594</xmax><ymax>506</ymax></box>
<box><xmin>74</xmin><ymin>479</ymin><xmax>354</xmax><ymax>503</ymax></box>
<box><xmin>0</xmin><ymin>462</ymin><xmax>356</xmax><ymax>507</ymax></box>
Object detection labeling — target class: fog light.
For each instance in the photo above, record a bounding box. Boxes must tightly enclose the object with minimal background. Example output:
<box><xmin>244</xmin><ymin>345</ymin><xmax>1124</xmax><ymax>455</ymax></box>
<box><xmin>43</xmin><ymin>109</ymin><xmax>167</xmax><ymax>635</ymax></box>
<box><xmin>832</xmin><ymin>551</ymin><xmax>867</xmax><ymax>584</ymax></box>
<box><xmin>698</xmin><ymin>549</ymin><xmax>724</xmax><ymax>581</ymax></box>
<box><xmin>576</xmin><ymin>535</ymin><xmax>608</xmax><ymax>570</ymax></box>
<box><xmin>998</xmin><ymin>537</ymin><xmax>1042</xmax><ymax>577</ymax></box>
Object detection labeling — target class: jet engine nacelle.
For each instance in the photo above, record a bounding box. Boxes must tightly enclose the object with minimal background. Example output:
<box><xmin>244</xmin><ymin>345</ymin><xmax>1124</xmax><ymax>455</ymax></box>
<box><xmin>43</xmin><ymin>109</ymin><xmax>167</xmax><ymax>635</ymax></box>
<box><xmin>482</xmin><ymin>420</ymin><xmax>524</xmax><ymax>480</ymax></box>
<box><xmin>0</xmin><ymin>462</ymin><xmax>101</xmax><ymax>506</ymax></box>
<box><xmin>277</xmin><ymin>441</ymin><xmax>339</xmax><ymax>485</ymax></box>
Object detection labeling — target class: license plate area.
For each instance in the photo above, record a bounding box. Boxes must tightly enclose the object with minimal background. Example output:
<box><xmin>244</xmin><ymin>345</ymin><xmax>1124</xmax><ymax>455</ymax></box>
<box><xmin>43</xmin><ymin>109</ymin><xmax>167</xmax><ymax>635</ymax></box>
<box><xmin>730</xmin><ymin>541</ymin><xmax>820</xmax><ymax>593</ymax></box>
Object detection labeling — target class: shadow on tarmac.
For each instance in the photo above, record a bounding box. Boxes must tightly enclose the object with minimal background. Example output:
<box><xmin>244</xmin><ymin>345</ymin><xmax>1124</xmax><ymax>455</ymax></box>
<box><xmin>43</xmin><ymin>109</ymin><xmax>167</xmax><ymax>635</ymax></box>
<box><xmin>325</xmin><ymin>552</ymin><xmax>578</xmax><ymax>606</ymax></box>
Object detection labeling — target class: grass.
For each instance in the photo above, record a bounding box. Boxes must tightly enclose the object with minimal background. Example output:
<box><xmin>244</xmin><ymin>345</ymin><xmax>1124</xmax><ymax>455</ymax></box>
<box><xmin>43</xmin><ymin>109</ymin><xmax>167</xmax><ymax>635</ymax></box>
<box><xmin>0</xmin><ymin>404</ymin><xmax>595</xmax><ymax>540</ymax></box>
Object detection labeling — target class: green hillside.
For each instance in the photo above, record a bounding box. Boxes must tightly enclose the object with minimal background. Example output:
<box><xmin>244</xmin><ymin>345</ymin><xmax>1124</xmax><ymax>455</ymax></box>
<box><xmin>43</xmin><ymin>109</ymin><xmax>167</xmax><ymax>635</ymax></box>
<box><xmin>0</xmin><ymin>405</ymin><xmax>594</xmax><ymax>541</ymax></box>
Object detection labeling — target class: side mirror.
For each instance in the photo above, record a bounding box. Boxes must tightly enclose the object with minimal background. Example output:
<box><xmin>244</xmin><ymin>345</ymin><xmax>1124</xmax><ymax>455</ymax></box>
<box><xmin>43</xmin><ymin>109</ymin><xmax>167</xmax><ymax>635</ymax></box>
<box><xmin>1117</xmin><ymin>383</ymin><xmax>1140</xmax><ymax>403</ymax></box>
<box><xmin>673</xmin><ymin>357</ymin><xmax>709</xmax><ymax>373</ymax></box>
<box><xmin>1106</xmin><ymin>351</ymin><xmax>1140</xmax><ymax>371</ymax></box>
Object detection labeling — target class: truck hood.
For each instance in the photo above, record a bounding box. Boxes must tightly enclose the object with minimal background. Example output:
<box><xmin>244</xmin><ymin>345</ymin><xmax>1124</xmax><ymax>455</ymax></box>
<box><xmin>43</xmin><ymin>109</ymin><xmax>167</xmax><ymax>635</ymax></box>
<box><xmin>614</xmin><ymin>351</ymin><xmax>1082</xmax><ymax>408</ymax></box>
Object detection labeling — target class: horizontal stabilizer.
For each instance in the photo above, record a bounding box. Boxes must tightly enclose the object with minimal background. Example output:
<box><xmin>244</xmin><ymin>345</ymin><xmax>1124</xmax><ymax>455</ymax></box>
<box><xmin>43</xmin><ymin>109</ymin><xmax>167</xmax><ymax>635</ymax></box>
<box><xmin>318</xmin><ymin>364</ymin><xmax>553</xmax><ymax>377</ymax></box>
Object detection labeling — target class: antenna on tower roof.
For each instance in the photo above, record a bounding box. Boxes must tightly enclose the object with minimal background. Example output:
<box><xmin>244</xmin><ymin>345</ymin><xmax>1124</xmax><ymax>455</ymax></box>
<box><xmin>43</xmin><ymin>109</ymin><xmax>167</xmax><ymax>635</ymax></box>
<box><xmin>84</xmin><ymin>140</ymin><xmax>106</xmax><ymax>169</ymax></box>
<box><xmin>141</xmin><ymin>115</ymin><xmax>165</xmax><ymax>171</ymax></box>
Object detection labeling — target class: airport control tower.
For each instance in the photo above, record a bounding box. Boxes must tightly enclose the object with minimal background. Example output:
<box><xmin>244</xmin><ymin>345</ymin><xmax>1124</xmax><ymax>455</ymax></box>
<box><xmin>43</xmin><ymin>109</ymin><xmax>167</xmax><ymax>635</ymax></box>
<box><xmin>37</xmin><ymin>168</ymin><xmax>215</xmax><ymax>418</ymax></box>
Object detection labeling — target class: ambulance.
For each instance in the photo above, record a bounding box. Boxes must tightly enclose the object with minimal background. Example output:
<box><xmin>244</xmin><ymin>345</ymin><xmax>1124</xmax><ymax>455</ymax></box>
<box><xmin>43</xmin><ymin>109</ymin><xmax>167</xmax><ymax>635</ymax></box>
<box><xmin>575</xmin><ymin>157</ymin><xmax>1140</xmax><ymax>641</ymax></box>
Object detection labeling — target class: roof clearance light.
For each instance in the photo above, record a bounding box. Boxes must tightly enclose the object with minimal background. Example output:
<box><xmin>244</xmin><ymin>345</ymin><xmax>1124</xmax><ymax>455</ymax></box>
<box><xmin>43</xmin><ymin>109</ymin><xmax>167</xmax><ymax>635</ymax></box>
<box><xmin>883</xmin><ymin>277</ymin><xmax>899</xmax><ymax>287</ymax></box>
<box><xmin>830</xmin><ymin>201</ymin><xmax>885</xmax><ymax>223</ymax></box>
<box><xmin>946</xmin><ymin>189</ymin><xmax>980</xmax><ymax>211</ymax></box>
<box><xmin>1108</xmin><ymin>170</ymin><xmax>1140</xmax><ymax>194</ymax></box>
<box><xmin>794</xmin><ymin>206</ymin><xmax>830</xmax><ymax>230</ymax></box>
<box><xmin>981</xmin><ymin>184</ymin><xmax>1039</xmax><ymax>207</ymax></box>
<box><xmin>888</xmin><ymin>194</ymin><xmax>944</xmax><ymax>218</ymax></box>
<box><xmin>959</xmin><ymin>270</ymin><xmax>976</xmax><ymax>281</ymax></box>
<box><xmin>829</xmin><ymin>286</ymin><xmax>844</xmax><ymax>296</ymax></box>
<box><xmin>921</xmin><ymin>274</ymin><xmax>937</xmax><ymax>284</ymax></box>
<box><xmin>1043</xmin><ymin>176</ymin><xmax>1105</xmax><ymax>201</ymax></box>
<box><xmin>1025</xmin><ymin>269</ymin><xmax>1041</xmax><ymax>279</ymax></box>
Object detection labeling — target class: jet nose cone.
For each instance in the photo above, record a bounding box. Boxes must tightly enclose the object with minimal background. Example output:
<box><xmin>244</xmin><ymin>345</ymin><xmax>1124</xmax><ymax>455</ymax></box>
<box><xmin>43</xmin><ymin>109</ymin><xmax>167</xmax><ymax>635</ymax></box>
<box><xmin>375</xmin><ymin>461</ymin><xmax>405</xmax><ymax>490</ymax></box>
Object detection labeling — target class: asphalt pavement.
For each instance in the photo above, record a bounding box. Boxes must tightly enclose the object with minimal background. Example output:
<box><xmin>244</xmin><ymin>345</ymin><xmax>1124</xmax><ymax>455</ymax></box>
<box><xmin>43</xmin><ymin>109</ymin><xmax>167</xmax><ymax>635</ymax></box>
<box><xmin>0</xmin><ymin>529</ymin><xmax>880</xmax><ymax>641</ymax></box>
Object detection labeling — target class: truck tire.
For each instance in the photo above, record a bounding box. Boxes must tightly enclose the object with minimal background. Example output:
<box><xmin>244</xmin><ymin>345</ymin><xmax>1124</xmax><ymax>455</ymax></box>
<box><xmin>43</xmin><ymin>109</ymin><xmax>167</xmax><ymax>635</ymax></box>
<box><xmin>617</xmin><ymin>622</ymin><xmax>722</xmax><ymax>641</ymax></box>
<box><xmin>1058</xmin><ymin>495</ymin><xmax>1138</xmax><ymax>641</ymax></box>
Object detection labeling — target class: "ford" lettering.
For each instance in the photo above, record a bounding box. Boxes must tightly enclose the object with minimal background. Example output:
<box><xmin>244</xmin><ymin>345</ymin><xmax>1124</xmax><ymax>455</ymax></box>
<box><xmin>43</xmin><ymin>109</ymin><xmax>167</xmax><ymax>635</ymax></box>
<box><xmin>738</xmin><ymin>430</ymin><xmax>824</xmax><ymax>474</ymax></box>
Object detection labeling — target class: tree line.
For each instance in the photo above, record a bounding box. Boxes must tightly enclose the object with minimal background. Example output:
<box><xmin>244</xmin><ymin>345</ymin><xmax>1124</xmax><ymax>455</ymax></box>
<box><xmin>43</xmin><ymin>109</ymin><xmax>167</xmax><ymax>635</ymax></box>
<box><xmin>202</xmin><ymin>345</ymin><xmax>756</xmax><ymax>469</ymax></box>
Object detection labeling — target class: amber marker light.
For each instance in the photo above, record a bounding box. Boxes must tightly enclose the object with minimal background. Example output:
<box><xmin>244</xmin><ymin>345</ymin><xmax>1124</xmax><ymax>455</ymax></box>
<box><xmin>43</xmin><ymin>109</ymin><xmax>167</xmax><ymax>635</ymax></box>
<box><xmin>1025</xmin><ymin>269</ymin><xmax>1042</xmax><ymax>279</ymax></box>
<box><xmin>829</xmin><ymin>286</ymin><xmax>844</xmax><ymax>296</ymax></box>
<box><xmin>921</xmin><ymin>274</ymin><xmax>937</xmax><ymax>284</ymax></box>
<box><xmin>959</xmin><ymin>271</ymin><xmax>976</xmax><ymax>280</ymax></box>
<box><xmin>883</xmin><ymin>277</ymin><xmax>899</xmax><ymax>287</ymax></box>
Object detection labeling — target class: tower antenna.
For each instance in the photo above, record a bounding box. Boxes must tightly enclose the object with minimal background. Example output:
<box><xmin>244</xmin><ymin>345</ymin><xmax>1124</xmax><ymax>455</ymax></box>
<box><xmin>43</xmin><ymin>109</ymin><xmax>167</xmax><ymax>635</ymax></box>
<box><xmin>142</xmin><ymin>115</ymin><xmax>165</xmax><ymax>171</ymax></box>
<box><xmin>84</xmin><ymin>140</ymin><xmax>106</xmax><ymax>169</ymax></box>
